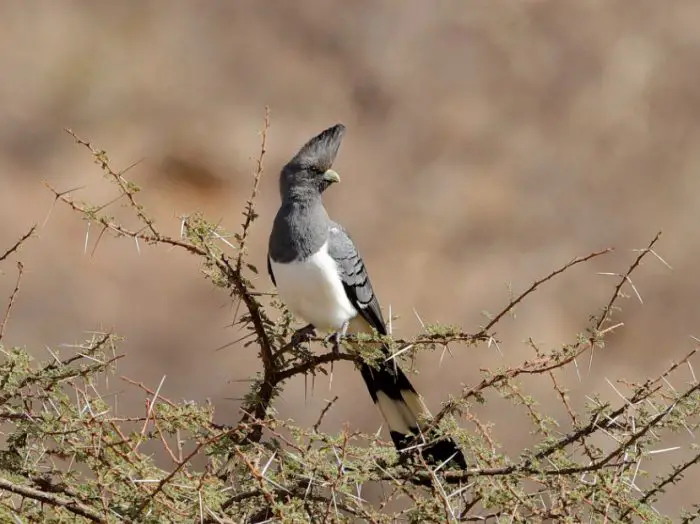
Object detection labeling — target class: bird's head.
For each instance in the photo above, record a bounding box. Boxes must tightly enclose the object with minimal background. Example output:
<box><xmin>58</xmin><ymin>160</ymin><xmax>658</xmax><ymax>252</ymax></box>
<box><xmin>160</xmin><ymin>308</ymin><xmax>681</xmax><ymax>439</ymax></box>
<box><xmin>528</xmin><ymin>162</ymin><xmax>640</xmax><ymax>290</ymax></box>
<box><xmin>280</xmin><ymin>123</ymin><xmax>345</xmax><ymax>201</ymax></box>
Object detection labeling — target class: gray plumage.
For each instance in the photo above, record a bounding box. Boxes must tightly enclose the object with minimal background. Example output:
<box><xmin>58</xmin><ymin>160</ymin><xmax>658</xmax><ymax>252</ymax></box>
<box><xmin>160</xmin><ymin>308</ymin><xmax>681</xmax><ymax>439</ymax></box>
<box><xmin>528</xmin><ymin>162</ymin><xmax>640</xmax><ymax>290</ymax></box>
<box><xmin>267</xmin><ymin>124</ymin><xmax>466</xmax><ymax>468</ymax></box>
<box><xmin>268</xmin><ymin>203</ymin><xmax>330</xmax><ymax>265</ymax></box>
<box><xmin>268</xmin><ymin>125</ymin><xmax>345</xmax><ymax>264</ymax></box>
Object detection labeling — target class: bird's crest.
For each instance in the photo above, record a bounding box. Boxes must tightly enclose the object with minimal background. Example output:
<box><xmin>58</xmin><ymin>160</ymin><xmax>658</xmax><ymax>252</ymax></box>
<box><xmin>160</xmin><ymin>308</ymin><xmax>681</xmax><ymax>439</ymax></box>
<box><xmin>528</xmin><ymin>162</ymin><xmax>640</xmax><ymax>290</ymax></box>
<box><xmin>289</xmin><ymin>123</ymin><xmax>346</xmax><ymax>172</ymax></box>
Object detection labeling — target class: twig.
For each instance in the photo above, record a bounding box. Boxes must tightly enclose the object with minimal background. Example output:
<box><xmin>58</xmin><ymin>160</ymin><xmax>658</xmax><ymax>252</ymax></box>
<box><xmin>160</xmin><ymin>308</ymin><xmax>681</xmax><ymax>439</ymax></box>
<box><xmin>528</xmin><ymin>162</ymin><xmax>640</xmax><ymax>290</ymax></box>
<box><xmin>313</xmin><ymin>396</ymin><xmax>339</xmax><ymax>434</ymax></box>
<box><xmin>120</xmin><ymin>376</ymin><xmax>178</xmax><ymax>408</ymax></box>
<box><xmin>230</xmin><ymin>445</ymin><xmax>282</xmax><ymax>519</ymax></box>
<box><xmin>478</xmin><ymin>247</ymin><xmax>612</xmax><ymax>338</ymax></box>
<box><xmin>134</xmin><ymin>432</ymin><xmax>229</xmax><ymax>517</ymax></box>
<box><xmin>0</xmin><ymin>261</ymin><xmax>23</xmax><ymax>341</ymax></box>
<box><xmin>45</xmin><ymin>182</ymin><xmax>206</xmax><ymax>256</ymax></box>
<box><xmin>418</xmin><ymin>453</ymin><xmax>457</xmax><ymax>522</ymax></box>
<box><xmin>64</xmin><ymin>128</ymin><xmax>157</xmax><ymax>237</ymax></box>
<box><xmin>0</xmin><ymin>225</ymin><xmax>35</xmax><ymax>263</ymax></box>
<box><xmin>595</xmin><ymin>232</ymin><xmax>661</xmax><ymax>330</ymax></box>
<box><xmin>235</xmin><ymin>106</ymin><xmax>269</xmax><ymax>274</ymax></box>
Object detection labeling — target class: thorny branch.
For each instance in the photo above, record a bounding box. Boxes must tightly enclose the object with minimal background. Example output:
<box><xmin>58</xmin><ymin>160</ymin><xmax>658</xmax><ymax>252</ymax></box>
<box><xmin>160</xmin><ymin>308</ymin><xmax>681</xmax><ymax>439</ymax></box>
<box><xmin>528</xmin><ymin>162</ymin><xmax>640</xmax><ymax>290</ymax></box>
<box><xmin>596</xmin><ymin>231</ymin><xmax>662</xmax><ymax>330</ymax></box>
<box><xmin>218</xmin><ymin>109</ymin><xmax>277</xmax><ymax>441</ymax></box>
<box><xmin>0</xmin><ymin>262</ymin><xmax>23</xmax><ymax>342</ymax></box>
<box><xmin>236</xmin><ymin>106</ymin><xmax>269</xmax><ymax>275</ymax></box>
<box><xmin>427</xmin><ymin>235</ymin><xmax>660</xmax><ymax>430</ymax></box>
<box><xmin>0</xmin><ymin>477</ymin><xmax>107</xmax><ymax>523</ymax></box>
<box><xmin>65</xmin><ymin>128</ymin><xmax>157</xmax><ymax>237</ymax></box>
<box><xmin>0</xmin><ymin>224</ymin><xmax>35</xmax><ymax>263</ymax></box>
<box><xmin>477</xmin><ymin>246</ymin><xmax>613</xmax><ymax>338</ymax></box>
<box><xmin>50</xmin><ymin>115</ymin><xmax>279</xmax><ymax>443</ymax></box>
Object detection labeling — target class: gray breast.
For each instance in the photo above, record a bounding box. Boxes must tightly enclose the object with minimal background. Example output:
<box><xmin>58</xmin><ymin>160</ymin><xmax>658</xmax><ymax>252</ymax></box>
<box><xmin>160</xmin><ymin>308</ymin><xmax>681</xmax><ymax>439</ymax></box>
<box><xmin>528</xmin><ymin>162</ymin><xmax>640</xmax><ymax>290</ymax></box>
<box><xmin>269</xmin><ymin>201</ymin><xmax>331</xmax><ymax>263</ymax></box>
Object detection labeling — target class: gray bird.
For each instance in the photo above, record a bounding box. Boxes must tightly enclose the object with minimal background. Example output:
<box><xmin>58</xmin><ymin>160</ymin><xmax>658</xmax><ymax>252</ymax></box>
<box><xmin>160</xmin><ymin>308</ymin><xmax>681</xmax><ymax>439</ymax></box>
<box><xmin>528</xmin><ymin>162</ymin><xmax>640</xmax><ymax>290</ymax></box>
<box><xmin>268</xmin><ymin>124</ymin><xmax>466</xmax><ymax>467</ymax></box>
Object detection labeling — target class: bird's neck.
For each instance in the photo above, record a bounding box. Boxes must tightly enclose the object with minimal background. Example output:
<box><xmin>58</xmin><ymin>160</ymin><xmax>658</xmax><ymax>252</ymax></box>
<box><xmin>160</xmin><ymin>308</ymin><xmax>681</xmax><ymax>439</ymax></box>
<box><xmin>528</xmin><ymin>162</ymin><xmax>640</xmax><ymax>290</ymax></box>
<box><xmin>270</xmin><ymin>196</ymin><xmax>330</xmax><ymax>263</ymax></box>
<box><xmin>281</xmin><ymin>192</ymin><xmax>323</xmax><ymax>209</ymax></box>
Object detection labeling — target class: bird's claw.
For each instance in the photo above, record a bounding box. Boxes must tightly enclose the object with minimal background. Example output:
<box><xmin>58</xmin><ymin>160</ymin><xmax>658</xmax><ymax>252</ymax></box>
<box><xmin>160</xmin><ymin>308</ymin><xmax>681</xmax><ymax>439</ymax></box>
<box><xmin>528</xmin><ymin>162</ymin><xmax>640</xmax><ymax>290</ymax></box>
<box><xmin>324</xmin><ymin>332</ymin><xmax>341</xmax><ymax>355</ymax></box>
<box><xmin>325</xmin><ymin>321</ymin><xmax>349</xmax><ymax>355</ymax></box>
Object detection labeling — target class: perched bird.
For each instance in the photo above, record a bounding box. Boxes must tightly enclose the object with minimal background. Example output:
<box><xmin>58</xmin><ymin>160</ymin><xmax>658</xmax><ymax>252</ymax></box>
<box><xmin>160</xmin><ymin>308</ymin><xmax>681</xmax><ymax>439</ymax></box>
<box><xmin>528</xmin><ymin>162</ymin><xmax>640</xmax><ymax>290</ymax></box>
<box><xmin>268</xmin><ymin>124</ymin><xmax>466</xmax><ymax>468</ymax></box>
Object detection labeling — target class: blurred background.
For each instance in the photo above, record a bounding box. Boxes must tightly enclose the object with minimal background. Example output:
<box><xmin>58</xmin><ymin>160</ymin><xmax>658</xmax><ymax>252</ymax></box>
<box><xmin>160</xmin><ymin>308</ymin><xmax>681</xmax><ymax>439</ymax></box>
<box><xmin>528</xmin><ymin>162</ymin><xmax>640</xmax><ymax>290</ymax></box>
<box><xmin>0</xmin><ymin>0</ymin><xmax>698</xmax><ymax>513</ymax></box>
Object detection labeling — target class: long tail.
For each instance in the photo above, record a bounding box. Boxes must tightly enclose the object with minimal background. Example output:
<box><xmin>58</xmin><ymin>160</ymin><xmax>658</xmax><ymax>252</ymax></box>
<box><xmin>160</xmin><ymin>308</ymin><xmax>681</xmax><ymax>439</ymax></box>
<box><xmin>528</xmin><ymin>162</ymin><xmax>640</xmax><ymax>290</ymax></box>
<box><xmin>358</xmin><ymin>357</ymin><xmax>467</xmax><ymax>468</ymax></box>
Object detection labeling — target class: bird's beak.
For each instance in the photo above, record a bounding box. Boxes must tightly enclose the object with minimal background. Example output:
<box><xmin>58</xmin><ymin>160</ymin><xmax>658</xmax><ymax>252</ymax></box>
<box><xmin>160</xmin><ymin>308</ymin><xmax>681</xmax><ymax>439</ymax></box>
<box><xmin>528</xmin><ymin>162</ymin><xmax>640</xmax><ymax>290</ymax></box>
<box><xmin>323</xmin><ymin>169</ymin><xmax>341</xmax><ymax>184</ymax></box>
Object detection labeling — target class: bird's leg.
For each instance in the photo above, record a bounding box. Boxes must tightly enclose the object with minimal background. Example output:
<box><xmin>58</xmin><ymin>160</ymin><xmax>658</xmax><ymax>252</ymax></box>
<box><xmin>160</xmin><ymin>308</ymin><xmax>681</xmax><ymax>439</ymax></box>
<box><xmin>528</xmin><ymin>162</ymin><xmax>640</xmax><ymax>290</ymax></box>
<box><xmin>325</xmin><ymin>321</ymin><xmax>350</xmax><ymax>355</ymax></box>
<box><xmin>292</xmin><ymin>324</ymin><xmax>316</xmax><ymax>347</ymax></box>
<box><xmin>323</xmin><ymin>321</ymin><xmax>349</xmax><ymax>392</ymax></box>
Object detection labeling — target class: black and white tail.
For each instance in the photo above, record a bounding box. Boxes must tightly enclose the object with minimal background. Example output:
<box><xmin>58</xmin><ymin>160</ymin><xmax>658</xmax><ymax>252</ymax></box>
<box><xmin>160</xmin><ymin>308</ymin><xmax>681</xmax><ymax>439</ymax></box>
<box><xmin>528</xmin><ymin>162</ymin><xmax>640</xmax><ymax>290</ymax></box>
<box><xmin>358</xmin><ymin>356</ymin><xmax>467</xmax><ymax>468</ymax></box>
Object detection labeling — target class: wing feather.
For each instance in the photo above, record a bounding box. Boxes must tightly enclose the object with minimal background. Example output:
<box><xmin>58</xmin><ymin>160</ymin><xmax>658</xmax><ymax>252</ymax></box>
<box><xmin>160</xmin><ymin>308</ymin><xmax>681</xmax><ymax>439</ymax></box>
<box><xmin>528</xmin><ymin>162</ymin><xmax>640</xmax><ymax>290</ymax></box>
<box><xmin>326</xmin><ymin>225</ymin><xmax>386</xmax><ymax>336</ymax></box>
<box><xmin>320</xmin><ymin>224</ymin><xmax>467</xmax><ymax>468</ymax></box>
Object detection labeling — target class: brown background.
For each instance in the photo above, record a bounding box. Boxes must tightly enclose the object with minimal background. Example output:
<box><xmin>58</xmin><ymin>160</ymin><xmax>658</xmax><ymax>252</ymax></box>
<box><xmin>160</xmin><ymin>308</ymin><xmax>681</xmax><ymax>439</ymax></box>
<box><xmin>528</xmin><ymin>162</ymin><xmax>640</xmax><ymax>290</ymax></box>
<box><xmin>0</xmin><ymin>1</ymin><xmax>698</xmax><ymax>513</ymax></box>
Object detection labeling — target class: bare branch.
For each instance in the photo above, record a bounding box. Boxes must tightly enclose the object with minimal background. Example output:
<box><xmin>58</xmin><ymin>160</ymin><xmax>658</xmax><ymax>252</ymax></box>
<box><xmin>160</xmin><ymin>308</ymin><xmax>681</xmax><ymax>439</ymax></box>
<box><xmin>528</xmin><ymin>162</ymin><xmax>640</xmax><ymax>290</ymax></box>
<box><xmin>478</xmin><ymin>247</ymin><xmax>612</xmax><ymax>337</ymax></box>
<box><xmin>0</xmin><ymin>261</ymin><xmax>23</xmax><ymax>341</ymax></box>
<box><xmin>0</xmin><ymin>224</ymin><xmax>35</xmax><ymax>263</ymax></box>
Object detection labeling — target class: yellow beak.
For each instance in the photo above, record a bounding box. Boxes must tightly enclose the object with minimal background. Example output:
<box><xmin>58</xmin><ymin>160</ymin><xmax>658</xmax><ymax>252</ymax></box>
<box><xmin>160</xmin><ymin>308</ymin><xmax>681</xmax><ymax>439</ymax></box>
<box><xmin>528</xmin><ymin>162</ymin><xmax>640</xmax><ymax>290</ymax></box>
<box><xmin>323</xmin><ymin>169</ymin><xmax>341</xmax><ymax>184</ymax></box>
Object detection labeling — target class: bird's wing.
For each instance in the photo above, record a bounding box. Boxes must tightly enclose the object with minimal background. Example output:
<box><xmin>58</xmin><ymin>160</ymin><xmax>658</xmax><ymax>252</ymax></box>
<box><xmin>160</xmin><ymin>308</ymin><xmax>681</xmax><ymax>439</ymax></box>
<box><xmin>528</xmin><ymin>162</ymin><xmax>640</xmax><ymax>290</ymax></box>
<box><xmin>327</xmin><ymin>224</ymin><xmax>386</xmax><ymax>336</ymax></box>
<box><xmin>327</xmin><ymin>224</ymin><xmax>467</xmax><ymax>468</ymax></box>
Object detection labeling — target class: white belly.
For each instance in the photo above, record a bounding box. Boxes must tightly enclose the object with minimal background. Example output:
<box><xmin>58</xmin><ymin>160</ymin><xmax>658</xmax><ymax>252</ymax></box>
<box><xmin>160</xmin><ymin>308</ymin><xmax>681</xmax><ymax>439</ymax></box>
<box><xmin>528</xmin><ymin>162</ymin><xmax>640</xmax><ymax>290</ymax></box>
<box><xmin>270</xmin><ymin>241</ymin><xmax>358</xmax><ymax>332</ymax></box>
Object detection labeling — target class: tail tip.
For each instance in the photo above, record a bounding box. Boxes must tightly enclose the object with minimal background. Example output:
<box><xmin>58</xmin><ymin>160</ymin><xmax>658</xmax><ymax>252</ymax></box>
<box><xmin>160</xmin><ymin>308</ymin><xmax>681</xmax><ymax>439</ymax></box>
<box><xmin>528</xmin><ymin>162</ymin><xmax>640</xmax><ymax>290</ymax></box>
<box><xmin>391</xmin><ymin>431</ymin><xmax>467</xmax><ymax>469</ymax></box>
<box><xmin>424</xmin><ymin>439</ymin><xmax>468</xmax><ymax>469</ymax></box>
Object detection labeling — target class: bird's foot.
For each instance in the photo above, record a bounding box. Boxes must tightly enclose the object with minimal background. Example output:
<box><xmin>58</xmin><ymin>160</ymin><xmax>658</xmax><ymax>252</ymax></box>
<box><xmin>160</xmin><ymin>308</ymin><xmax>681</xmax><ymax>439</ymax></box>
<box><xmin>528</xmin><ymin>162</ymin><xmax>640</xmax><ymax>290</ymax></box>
<box><xmin>325</xmin><ymin>321</ymin><xmax>349</xmax><ymax>355</ymax></box>
<box><xmin>292</xmin><ymin>324</ymin><xmax>316</xmax><ymax>347</ymax></box>
<box><xmin>324</xmin><ymin>332</ymin><xmax>342</xmax><ymax>355</ymax></box>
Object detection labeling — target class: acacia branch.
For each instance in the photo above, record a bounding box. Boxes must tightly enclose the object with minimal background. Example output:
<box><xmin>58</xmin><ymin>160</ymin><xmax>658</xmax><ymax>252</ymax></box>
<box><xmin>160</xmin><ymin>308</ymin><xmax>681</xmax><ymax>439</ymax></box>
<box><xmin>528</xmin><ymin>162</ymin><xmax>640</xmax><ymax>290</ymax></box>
<box><xmin>64</xmin><ymin>128</ymin><xmax>157</xmax><ymax>237</ymax></box>
<box><xmin>595</xmin><ymin>231</ymin><xmax>661</xmax><ymax>330</ymax></box>
<box><xmin>219</xmin><ymin>112</ymin><xmax>276</xmax><ymax>441</ymax></box>
<box><xmin>415</xmin><ymin>234</ymin><xmax>660</xmax><ymax>451</ymax></box>
<box><xmin>275</xmin><ymin>351</ymin><xmax>357</xmax><ymax>383</ymax></box>
<box><xmin>0</xmin><ymin>476</ymin><xmax>107</xmax><ymax>523</ymax></box>
<box><xmin>478</xmin><ymin>247</ymin><xmax>612</xmax><ymax>338</ymax></box>
<box><xmin>0</xmin><ymin>224</ymin><xmax>35</xmax><ymax>263</ymax></box>
<box><xmin>0</xmin><ymin>261</ymin><xmax>23</xmax><ymax>342</ymax></box>
<box><xmin>44</xmin><ymin>183</ymin><xmax>207</xmax><ymax>257</ymax></box>
<box><xmin>55</xmin><ymin>119</ymin><xmax>279</xmax><ymax>445</ymax></box>
<box><xmin>236</xmin><ymin>106</ymin><xmax>269</xmax><ymax>274</ymax></box>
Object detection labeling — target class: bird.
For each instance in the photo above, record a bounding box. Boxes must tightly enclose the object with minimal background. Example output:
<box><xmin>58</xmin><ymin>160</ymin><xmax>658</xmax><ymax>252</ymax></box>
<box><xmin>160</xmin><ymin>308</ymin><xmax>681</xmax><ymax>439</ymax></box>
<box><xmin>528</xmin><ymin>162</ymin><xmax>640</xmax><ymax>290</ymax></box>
<box><xmin>267</xmin><ymin>123</ymin><xmax>466</xmax><ymax>468</ymax></box>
